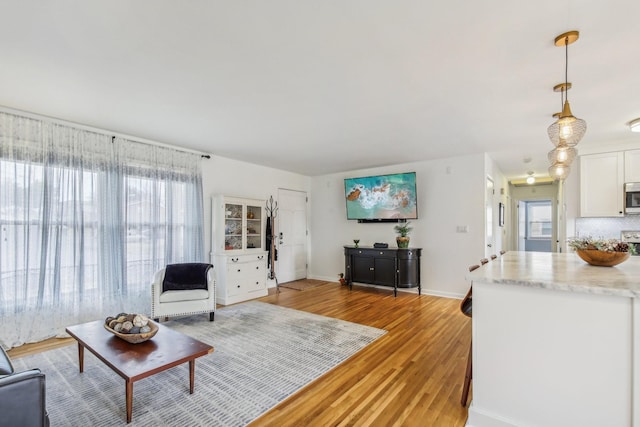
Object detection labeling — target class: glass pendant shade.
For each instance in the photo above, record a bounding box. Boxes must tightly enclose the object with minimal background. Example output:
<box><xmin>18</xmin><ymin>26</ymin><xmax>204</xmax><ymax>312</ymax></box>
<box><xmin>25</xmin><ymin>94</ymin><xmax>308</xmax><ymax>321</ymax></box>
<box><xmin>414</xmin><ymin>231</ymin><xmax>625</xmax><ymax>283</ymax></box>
<box><xmin>548</xmin><ymin>144</ymin><xmax>577</xmax><ymax>165</ymax></box>
<box><xmin>547</xmin><ymin>100</ymin><xmax>587</xmax><ymax>147</ymax></box>
<box><xmin>548</xmin><ymin>162</ymin><xmax>571</xmax><ymax>181</ymax></box>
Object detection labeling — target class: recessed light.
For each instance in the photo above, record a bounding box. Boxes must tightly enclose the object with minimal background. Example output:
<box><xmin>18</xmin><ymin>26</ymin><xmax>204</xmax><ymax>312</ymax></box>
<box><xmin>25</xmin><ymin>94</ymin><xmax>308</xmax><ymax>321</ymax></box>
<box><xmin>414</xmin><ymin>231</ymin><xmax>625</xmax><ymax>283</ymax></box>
<box><xmin>630</xmin><ymin>118</ymin><xmax>640</xmax><ymax>133</ymax></box>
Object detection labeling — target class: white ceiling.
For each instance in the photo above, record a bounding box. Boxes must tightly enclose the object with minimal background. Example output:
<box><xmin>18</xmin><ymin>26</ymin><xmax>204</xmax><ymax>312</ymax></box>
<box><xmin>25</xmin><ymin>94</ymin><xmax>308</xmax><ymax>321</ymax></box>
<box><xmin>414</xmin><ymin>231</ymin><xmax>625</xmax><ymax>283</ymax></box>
<box><xmin>2</xmin><ymin>1</ymin><xmax>640</xmax><ymax>179</ymax></box>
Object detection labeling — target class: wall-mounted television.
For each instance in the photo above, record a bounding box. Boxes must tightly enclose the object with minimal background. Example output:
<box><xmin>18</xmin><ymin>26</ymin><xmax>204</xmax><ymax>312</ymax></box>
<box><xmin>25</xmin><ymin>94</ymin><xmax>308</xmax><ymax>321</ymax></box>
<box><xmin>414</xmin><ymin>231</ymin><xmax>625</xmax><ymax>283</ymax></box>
<box><xmin>344</xmin><ymin>172</ymin><xmax>418</xmax><ymax>222</ymax></box>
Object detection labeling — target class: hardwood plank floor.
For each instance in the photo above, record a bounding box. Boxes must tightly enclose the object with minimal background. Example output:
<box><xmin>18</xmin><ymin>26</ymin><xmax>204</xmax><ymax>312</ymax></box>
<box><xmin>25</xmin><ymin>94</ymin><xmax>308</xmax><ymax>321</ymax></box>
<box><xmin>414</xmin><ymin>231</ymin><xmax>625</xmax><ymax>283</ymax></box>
<box><xmin>7</xmin><ymin>280</ymin><xmax>471</xmax><ymax>426</ymax></box>
<box><xmin>254</xmin><ymin>281</ymin><xmax>471</xmax><ymax>426</ymax></box>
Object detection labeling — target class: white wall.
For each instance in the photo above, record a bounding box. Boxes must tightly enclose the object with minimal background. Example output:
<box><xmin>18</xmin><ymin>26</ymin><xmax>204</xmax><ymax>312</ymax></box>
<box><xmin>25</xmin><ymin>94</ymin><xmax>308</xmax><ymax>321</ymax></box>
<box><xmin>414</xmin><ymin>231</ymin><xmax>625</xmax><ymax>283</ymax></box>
<box><xmin>485</xmin><ymin>154</ymin><xmax>509</xmax><ymax>255</ymax></box>
<box><xmin>308</xmin><ymin>153</ymin><xmax>486</xmax><ymax>298</ymax></box>
<box><xmin>201</xmin><ymin>155</ymin><xmax>311</xmax><ymax>262</ymax></box>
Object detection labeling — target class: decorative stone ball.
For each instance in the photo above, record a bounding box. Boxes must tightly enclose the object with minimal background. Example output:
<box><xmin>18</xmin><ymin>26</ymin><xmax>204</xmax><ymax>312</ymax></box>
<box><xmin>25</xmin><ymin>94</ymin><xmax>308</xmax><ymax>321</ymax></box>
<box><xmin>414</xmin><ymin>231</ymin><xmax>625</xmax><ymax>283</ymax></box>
<box><xmin>116</xmin><ymin>315</ymin><xmax>127</xmax><ymax>323</ymax></box>
<box><xmin>140</xmin><ymin>325</ymin><xmax>151</xmax><ymax>334</ymax></box>
<box><xmin>121</xmin><ymin>321</ymin><xmax>134</xmax><ymax>332</ymax></box>
<box><xmin>129</xmin><ymin>326</ymin><xmax>141</xmax><ymax>334</ymax></box>
<box><xmin>105</xmin><ymin>316</ymin><xmax>115</xmax><ymax>326</ymax></box>
<box><xmin>108</xmin><ymin>319</ymin><xmax>119</xmax><ymax>329</ymax></box>
<box><xmin>113</xmin><ymin>322</ymin><xmax>124</xmax><ymax>332</ymax></box>
<box><xmin>133</xmin><ymin>314</ymin><xmax>148</xmax><ymax>328</ymax></box>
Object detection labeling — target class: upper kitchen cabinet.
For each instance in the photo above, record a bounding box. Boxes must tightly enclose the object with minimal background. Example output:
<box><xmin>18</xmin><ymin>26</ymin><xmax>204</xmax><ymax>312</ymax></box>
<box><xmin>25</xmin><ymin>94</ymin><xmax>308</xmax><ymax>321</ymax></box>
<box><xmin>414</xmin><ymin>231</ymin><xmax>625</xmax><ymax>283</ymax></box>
<box><xmin>624</xmin><ymin>149</ymin><xmax>640</xmax><ymax>182</ymax></box>
<box><xmin>580</xmin><ymin>152</ymin><xmax>624</xmax><ymax>217</ymax></box>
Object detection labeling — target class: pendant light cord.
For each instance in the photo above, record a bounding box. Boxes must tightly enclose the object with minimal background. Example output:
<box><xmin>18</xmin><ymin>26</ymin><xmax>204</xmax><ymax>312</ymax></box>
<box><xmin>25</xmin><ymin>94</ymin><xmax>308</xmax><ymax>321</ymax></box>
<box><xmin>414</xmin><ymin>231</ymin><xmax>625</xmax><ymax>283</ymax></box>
<box><xmin>564</xmin><ymin>36</ymin><xmax>569</xmax><ymax>103</ymax></box>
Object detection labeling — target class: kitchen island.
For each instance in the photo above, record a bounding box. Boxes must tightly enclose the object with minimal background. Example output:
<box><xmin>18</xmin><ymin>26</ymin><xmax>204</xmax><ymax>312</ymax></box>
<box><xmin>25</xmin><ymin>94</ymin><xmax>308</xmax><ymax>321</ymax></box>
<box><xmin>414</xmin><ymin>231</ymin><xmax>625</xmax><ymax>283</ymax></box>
<box><xmin>466</xmin><ymin>251</ymin><xmax>640</xmax><ymax>427</ymax></box>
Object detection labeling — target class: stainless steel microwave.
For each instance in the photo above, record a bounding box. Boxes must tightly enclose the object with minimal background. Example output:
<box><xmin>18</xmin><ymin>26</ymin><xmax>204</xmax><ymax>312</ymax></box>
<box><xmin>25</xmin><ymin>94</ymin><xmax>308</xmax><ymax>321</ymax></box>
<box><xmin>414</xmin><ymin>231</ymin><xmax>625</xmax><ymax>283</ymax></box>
<box><xmin>625</xmin><ymin>183</ymin><xmax>640</xmax><ymax>214</ymax></box>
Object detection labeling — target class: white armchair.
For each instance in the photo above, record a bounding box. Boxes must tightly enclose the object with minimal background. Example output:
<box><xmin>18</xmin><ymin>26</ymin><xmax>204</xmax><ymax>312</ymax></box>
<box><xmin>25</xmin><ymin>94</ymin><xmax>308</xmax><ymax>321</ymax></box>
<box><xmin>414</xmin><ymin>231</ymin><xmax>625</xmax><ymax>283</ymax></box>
<box><xmin>151</xmin><ymin>263</ymin><xmax>216</xmax><ymax>322</ymax></box>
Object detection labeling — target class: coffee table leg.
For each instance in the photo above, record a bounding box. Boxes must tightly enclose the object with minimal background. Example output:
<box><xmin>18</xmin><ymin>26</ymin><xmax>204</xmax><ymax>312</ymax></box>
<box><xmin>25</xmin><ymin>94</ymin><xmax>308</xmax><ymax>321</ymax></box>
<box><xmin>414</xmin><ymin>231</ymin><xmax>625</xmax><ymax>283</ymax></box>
<box><xmin>77</xmin><ymin>343</ymin><xmax>84</xmax><ymax>373</ymax></box>
<box><xmin>126</xmin><ymin>380</ymin><xmax>133</xmax><ymax>423</ymax></box>
<box><xmin>189</xmin><ymin>360</ymin><xmax>195</xmax><ymax>394</ymax></box>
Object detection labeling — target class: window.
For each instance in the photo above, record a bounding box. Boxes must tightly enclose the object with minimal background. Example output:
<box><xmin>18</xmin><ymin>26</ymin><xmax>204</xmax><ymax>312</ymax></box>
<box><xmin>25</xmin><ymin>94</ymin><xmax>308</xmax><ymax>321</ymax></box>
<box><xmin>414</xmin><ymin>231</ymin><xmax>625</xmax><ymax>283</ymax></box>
<box><xmin>0</xmin><ymin>111</ymin><xmax>204</xmax><ymax>348</ymax></box>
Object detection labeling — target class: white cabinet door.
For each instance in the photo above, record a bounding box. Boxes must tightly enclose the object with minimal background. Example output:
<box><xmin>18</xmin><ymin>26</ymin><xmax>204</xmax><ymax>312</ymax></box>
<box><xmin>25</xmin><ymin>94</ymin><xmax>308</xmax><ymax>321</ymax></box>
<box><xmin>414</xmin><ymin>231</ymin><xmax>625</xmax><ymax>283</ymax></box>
<box><xmin>580</xmin><ymin>152</ymin><xmax>624</xmax><ymax>217</ymax></box>
<box><xmin>624</xmin><ymin>149</ymin><xmax>640</xmax><ymax>182</ymax></box>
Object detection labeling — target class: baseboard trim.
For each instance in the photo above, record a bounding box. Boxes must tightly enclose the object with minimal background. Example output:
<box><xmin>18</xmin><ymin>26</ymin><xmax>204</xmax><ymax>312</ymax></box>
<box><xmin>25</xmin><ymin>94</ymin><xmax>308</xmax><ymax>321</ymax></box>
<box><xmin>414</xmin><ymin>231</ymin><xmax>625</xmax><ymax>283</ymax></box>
<box><xmin>466</xmin><ymin>403</ymin><xmax>519</xmax><ymax>427</ymax></box>
<box><xmin>307</xmin><ymin>275</ymin><xmax>465</xmax><ymax>299</ymax></box>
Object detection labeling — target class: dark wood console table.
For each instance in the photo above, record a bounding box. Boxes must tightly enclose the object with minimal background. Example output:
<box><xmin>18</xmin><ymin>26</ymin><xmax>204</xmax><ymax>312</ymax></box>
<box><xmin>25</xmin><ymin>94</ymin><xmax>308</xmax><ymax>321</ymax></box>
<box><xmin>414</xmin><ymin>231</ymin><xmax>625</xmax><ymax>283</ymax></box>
<box><xmin>344</xmin><ymin>246</ymin><xmax>422</xmax><ymax>296</ymax></box>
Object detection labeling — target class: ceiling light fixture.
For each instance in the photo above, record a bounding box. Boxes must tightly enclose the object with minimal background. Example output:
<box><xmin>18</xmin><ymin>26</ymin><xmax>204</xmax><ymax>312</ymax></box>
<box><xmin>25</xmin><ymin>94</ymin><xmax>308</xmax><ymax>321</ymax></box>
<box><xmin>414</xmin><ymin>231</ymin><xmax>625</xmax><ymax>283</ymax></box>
<box><xmin>547</xmin><ymin>31</ymin><xmax>585</xmax><ymax>181</ymax></box>
<box><xmin>549</xmin><ymin>162</ymin><xmax>570</xmax><ymax>181</ymax></box>
<box><xmin>630</xmin><ymin>118</ymin><xmax>640</xmax><ymax>133</ymax></box>
<box><xmin>547</xmin><ymin>31</ymin><xmax>586</xmax><ymax>148</ymax></box>
<box><xmin>526</xmin><ymin>171</ymin><xmax>536</xmax><ymax>185</ymax></box>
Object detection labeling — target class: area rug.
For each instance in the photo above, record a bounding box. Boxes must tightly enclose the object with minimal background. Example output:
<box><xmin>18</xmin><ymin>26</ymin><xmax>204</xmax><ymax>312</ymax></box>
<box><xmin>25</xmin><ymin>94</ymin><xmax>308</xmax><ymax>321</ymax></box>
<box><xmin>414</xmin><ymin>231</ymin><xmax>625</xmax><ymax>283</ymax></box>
<box><xmin>12</xmin><ymin>301</ymin><xmax>386</xmax><ymax>426</ymax></box>
<box><xmin>278</xmin><ymin>279</ymin><xmax>331</xmax><ymax>291</ymax></box>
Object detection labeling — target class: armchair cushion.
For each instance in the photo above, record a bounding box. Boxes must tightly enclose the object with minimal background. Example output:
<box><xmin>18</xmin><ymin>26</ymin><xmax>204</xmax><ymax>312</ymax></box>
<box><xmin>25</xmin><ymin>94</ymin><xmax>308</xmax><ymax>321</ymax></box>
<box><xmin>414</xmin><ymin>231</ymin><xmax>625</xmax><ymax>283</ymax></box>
<box><xmin>162</xmin><ymin>263</ymin><xmax>212</xmax><ymax>292</ymax></box>
<box><xmin>159</xmin><ymin>289</ymin><xmax>209</xmax><ymax>303</ymax></box>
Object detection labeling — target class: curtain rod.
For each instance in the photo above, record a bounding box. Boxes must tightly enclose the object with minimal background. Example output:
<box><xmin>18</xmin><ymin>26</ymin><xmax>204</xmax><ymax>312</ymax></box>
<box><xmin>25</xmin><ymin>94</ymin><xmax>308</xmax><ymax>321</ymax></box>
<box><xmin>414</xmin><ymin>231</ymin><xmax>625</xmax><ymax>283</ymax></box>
<box><xmin>1</xmin><ymin>105</ymin><xmax>212</xmax><ymax>159</ymax></box>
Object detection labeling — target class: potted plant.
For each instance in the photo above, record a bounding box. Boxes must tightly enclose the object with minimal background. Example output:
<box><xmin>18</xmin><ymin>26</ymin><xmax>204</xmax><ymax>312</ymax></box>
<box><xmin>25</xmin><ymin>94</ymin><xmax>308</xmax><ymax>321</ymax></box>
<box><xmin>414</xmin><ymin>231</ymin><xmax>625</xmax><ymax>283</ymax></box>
<box><xmin>394</xmin><ymin>221</ymin><xmax>412</xmax><ymax>248</ymax></box>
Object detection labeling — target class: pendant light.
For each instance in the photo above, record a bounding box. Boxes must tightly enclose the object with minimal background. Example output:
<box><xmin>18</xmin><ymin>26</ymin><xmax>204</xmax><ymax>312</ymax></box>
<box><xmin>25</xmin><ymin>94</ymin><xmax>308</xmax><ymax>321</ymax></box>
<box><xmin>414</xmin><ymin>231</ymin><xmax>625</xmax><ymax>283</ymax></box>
<box><xmin>547</xmin><ymin>31</ymin><xmax>586</xmax><ymax>147</ymax></box>
<box><xmin>548</xmin><ymin>162</ymin><xmax>571</xmax><ymax>181</ymax></box>
<box><xmin>548</xmin><ymin>83</ymin><xmax>578</xmax><ymax>166</ymax></box>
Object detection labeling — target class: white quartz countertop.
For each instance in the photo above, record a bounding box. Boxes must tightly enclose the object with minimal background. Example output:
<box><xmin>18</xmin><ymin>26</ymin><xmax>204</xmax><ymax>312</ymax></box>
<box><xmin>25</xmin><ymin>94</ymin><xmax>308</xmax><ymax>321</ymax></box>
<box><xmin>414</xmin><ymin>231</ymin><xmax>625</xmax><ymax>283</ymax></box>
<box><xmin>468</xmin><ymin>251</ymin><xmax>640</xmax><ymax>298</ymax></box>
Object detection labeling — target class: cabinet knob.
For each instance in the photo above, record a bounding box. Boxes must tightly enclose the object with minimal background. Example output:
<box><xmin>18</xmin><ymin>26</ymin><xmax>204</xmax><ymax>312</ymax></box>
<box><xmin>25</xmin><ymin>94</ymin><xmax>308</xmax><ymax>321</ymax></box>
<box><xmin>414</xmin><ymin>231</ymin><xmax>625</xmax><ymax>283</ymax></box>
<box><xmin>232</xmin><ymin>258</ymin><xmax>239</xmax><ymax>262</ymax></box>
<box><xmin>358</xmin><ymin>250</ymin><xmax>362</xmax><ymax>254</ymax></box>
<box><xmin>258</xmin><ymin>255</ymin><xmax>264</xmax><ymax>260</ymax></box>
<box><xmin>369</xmin><ymin>267</ymin><xmax>374</xmax><ymax>271</ymax></box>
<box><xmin>237</xmin><ymin>269</ymin><xmax>241</xmax><ymax>272</ymax></box>
<box><xmin>256</xmin><ymin>266</ymin><xmax>259</xmax><ymax>270</ymax></box>
<box><xmin>379</xmin><ymin>252</ymin><xmax>383</xmax><ymax>255</ymax></box>
<box><xmin>237</xmin><ymin>285</ymin><xmax>241</xmax><ymax>288</ymax></box>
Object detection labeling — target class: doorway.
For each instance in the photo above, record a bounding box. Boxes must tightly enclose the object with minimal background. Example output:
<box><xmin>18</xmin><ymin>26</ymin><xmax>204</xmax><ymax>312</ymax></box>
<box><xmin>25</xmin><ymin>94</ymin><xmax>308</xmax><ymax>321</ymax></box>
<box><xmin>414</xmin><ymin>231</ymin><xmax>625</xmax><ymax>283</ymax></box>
<box><xmin>518</xmin><ymin>200</ymin><xmax>553</xmax><ymax>252</ymax></box>
<box><xmin>276</xmin><ymin>189</ymin><xmax>308</xmax><ymax>283</ymax></box>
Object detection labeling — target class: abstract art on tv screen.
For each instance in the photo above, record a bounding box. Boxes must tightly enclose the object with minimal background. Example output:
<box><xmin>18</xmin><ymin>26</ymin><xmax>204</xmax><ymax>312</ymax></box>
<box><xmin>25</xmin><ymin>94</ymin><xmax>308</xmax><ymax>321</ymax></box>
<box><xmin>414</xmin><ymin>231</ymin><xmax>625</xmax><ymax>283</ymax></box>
<box><xmin>344</xmin><ymin>172</ymin><xmax>418</xmax><ymax>220</ymax></box>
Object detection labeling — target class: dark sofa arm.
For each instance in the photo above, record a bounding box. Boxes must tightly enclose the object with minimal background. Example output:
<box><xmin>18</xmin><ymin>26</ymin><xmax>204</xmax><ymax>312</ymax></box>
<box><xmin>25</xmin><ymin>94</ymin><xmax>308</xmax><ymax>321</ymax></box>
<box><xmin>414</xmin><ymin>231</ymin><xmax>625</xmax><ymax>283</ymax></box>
<box><xmin>0</xmin><ymin>369</ymin><xmax>49</xmax><ymax>427</ymax></box>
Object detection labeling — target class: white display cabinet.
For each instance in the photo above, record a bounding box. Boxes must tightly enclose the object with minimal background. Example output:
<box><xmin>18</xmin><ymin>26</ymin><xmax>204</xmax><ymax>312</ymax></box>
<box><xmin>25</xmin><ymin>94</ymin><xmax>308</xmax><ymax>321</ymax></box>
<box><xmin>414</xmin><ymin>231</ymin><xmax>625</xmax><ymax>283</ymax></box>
<box><xmin>212</xmin><ymin>195</ymin><xmax>268</xmax><ymax>305</ymax></box>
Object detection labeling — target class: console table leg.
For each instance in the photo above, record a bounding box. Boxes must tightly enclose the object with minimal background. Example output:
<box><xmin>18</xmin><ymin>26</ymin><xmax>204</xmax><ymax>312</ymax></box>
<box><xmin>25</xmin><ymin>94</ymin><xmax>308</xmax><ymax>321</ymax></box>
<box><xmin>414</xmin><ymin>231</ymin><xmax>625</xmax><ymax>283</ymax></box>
<box><xmin>126</xmin><ymin>380</ymin><xmax>133</xmax><ymax>423</ymax></box>
<box><xmin>189</xmin><ymin>360</ymin><xmax>195</xmax><ymax>394</ymax></box>
<box><xmin>77</xmin><ymin>343</ymin><xmax>84</xmax><ymax>373</ymax></box>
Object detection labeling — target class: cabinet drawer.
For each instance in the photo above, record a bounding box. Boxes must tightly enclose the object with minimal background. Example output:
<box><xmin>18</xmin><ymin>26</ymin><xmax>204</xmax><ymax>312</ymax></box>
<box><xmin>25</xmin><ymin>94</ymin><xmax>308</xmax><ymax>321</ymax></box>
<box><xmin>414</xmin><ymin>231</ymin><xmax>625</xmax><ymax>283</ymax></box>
<box><xmin>227</xmin><ymin>253</ymin><xmax>267</xmax><ymax>265</ymax></box>
<box><xmin>350</xmin><ymin>249</ymin><xmax>395</xmax><ymax>258</ymax></box>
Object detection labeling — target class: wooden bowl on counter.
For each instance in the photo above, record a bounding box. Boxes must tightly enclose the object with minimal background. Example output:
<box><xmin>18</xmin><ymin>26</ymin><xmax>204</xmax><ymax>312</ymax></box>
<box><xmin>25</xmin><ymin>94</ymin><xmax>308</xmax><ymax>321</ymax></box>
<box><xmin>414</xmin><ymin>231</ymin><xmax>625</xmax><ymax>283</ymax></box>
<box><xmin>575</xmin><ymin>249</ymin><xmax>630</xmax><ymax>267</ymax></box>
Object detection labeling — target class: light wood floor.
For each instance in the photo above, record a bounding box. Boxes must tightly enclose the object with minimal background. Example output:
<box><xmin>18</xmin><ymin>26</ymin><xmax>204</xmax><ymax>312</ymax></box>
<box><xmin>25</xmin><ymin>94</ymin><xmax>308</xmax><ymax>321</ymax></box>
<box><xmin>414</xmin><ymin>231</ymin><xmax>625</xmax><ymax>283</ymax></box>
<box><xmin>8</xmin><ymin>280</ymin><xmax>471</xmax><ymax>426</ymax></box>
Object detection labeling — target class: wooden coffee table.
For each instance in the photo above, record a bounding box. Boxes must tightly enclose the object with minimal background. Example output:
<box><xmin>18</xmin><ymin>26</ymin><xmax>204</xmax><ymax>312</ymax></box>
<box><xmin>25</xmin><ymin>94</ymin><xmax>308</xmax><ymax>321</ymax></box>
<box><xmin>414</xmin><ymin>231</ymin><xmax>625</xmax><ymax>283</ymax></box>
<box><xmin>65</xmin><ymin>319</ymin><xmax>214</xmax><ymax>423</ymax></box>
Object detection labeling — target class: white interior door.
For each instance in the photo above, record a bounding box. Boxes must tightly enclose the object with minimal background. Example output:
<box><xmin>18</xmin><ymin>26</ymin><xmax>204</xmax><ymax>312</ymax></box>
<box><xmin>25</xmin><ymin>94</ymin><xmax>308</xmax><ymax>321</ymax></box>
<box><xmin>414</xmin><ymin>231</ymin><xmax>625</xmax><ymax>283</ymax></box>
<box><xmin>485</xmin><ymin>177</ymin><xmax>495</xmax><ymax>258</ymax></box>
<box><xmin>277</xmin><ymin>189</ymin><xmax>307</xmax><ymax>283</ymax></box>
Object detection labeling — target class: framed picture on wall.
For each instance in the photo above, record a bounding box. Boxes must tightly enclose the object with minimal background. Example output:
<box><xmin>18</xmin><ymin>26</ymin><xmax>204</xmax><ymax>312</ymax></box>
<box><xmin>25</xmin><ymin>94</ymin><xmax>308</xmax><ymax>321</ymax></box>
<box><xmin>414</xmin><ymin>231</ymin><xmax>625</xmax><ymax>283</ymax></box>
<box><xmin>498</xmin><ymin>202</ymin><xmax>505</xmax><ymax>227</ymax></box>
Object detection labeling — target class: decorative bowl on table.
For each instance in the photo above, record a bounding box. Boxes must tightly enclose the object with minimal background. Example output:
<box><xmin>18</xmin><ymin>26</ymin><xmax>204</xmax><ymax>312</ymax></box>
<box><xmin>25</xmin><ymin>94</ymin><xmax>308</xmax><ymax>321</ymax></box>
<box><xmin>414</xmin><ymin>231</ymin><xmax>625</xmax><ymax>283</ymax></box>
<box><xmin>104</xmin><ymin>313</ymin><xmax>158</xmax><ymax>344</ymax></box>
<box><xmin>569</xmin><ymin>237</ymin><xmax>634</xmax><ymax>267</ymax></box>
<box><xmin>575</xmin><ymin>249</ymin><xmax>630</xmax><ymax>267</ymax></box>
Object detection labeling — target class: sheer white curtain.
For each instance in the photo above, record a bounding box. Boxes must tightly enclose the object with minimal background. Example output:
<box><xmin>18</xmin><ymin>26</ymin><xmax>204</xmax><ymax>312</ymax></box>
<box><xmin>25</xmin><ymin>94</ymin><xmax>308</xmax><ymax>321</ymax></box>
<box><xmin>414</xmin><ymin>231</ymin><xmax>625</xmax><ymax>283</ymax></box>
<box><xmin>0</xmin><ymin>112</ymin><xmax>204</xmax><ymax>349</ymax></box>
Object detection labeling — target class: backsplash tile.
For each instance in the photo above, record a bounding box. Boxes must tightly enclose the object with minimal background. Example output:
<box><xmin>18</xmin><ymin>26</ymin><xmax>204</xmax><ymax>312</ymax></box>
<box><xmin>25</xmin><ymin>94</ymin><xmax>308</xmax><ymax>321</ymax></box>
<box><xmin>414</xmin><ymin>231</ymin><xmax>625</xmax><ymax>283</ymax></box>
<box><xmin>575</xmin><ymin>216</ymin><xmax>640</xmax><ymax>239</ymax></box>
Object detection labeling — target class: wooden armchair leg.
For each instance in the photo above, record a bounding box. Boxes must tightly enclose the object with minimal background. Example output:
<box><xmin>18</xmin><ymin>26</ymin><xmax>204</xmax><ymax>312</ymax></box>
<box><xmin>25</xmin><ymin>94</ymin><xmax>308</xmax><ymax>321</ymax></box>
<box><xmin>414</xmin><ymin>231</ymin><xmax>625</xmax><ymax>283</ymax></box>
<box><xmin>461</xmin><ymin>341</ymin><xmax>472</xmax><ymax>406</ymax></box>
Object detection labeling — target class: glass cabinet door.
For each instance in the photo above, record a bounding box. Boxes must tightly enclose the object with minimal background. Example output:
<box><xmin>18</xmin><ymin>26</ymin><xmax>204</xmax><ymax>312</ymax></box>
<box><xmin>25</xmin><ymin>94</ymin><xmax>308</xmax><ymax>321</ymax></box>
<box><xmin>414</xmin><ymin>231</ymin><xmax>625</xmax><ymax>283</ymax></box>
<box><xmin>246</xmin><ymin>203</ymin><xmax>262</xmax><ymax>250</ymax></box>
<box><xmin>224</xmin><ymin>203</ymin><xmax>243</xmax><ymax>251</ymax></box>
